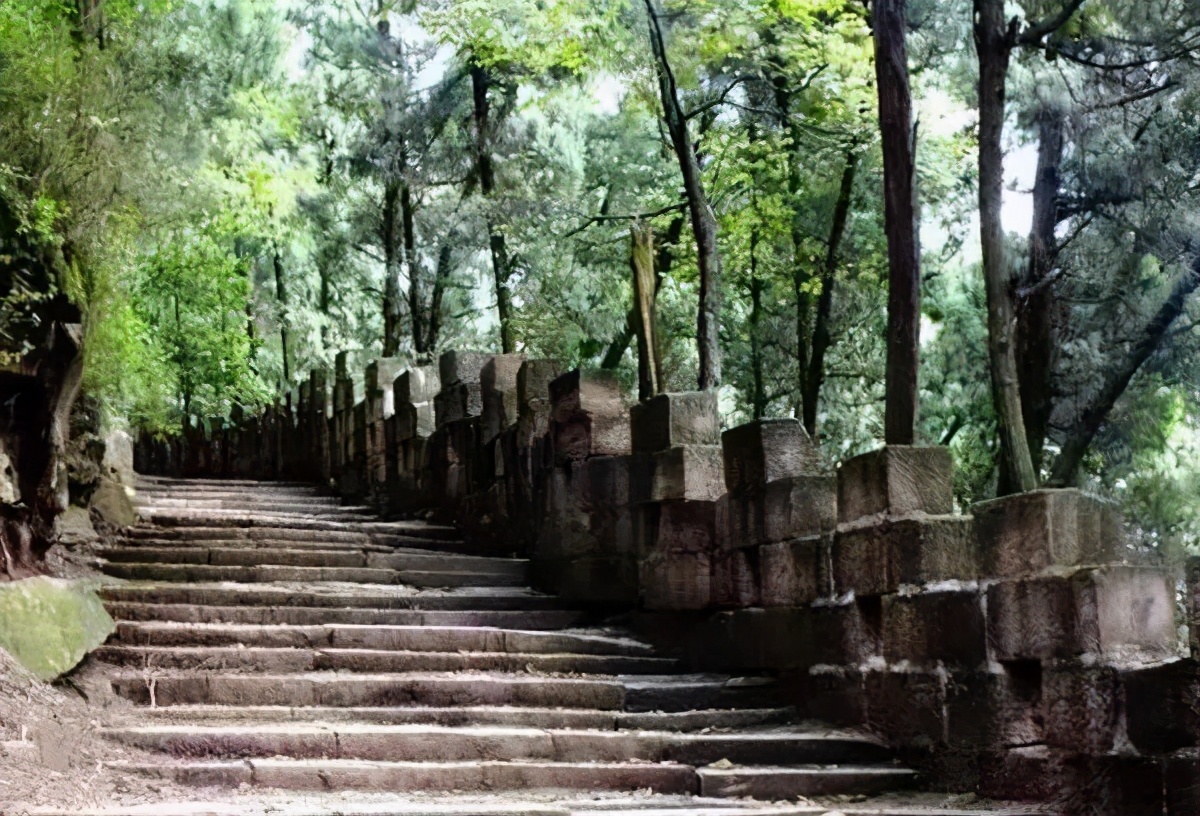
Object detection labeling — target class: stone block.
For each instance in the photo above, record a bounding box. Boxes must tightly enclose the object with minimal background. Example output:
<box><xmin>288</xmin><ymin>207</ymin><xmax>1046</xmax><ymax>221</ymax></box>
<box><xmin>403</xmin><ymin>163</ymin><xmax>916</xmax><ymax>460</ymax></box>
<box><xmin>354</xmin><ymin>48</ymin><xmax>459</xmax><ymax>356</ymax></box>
<box><xmin>1122</xmin><ymin>660</ymin><xmax>1199</xmax><ymax>754</ymax></box>
<box><xmin>864</xmin><ymin>668</ymin><xmax>947</xmax><ymax>747</ymax></box>
<box><xmin>641</xmin><ymin>550</ymin><xmax>712</xmax><ymax>611</ymax></box>
<box><xmin>882</xmin><ymin>589</ymin><xmax>986</xmax><ymax>669</ymax></box>
<box><xmin>1042</xmin><ymin>665</ymin><xmax>1121</xmax><ymax>754</ymax></box>
<box><xmin>650</xmin><ymin>445</ymin><xmax>724</xmax><ymax>502</ymax></box>
<box><xmin>944</xmin><ymin>666</ymin><xmax>1043</xmax><ymax>751</ymax></box>
<box><xmin>981</xmin><ymin>750</ymin><xmax>1165</xmax><ymax>816</ymax></box>
<box><xmin>395</xmin><ymin>402</ymin><xmax>436</xmax><ymax>441</ymax></box>
<box><xmin>439</xmin><ymin>350</ymin><xmax>491</xmax><ymax>386</ymax></box>
<box><xmin>1166</xmin><ymin>752</ymin><xmax>1200</xmax><ymax>816</ymax></box>
<box><xmin>364</xmin><ymin>358</ymin><xmax>406</xmax><ymax>420</ymax></box>
<box><xmin>712</xmin><ymin>547</ymin><xmax>760</xmax><ymax>608</ymax></box>
<box><xmin>797</xmin><ymin>666</ymin><xmax>867</xmax><ymax>726</ymax></box>
<box><xmin>837</xmin><ymin>445</ymin><xmax>953</xmax><ymax>523</ymax></box>
<box><xmin>395</xmin><ymin>365</ymin><xmax>440</xmax><ymax>404</ymax></box>
<box><xmin>638</xmin><ymin>499</ymin><xmax>720</xmax><ymax>556</ymax></box>
<box><xmin>721</xmin><ymin>419</ymin><xmax>822</xmax><ymax>492</ymax></box>
<box><xmin>434</xmin><ymin>382</ymin><xmax>483</xmax><ymax>427</ymax></box>
<box><xmin>832</xmin><ymin>515</ymin><xmax>977</xmax><ymax>596</ymax></box>
<box><xmin>986</xmin><ymin>566</ymin><xmax>1176</xmax><ymax>662</ymax></box>
<box><xmin>1187</xmin><ymin>557</ymin><xmax>1199</xmax><ymax>658</ymax></box>
<box><xmin>630</xmin><ymin>391</ymin><xmax>720</xmax><ymax>453</ymax></box>
<box><xmin>808</xmin><ymin>599</ymin><xmax>883</xmax><ymax>666</ymax></box>
<box><xmin>549</xmin><ymin>369</ymin><xmax>630</xmax><ymax>462</ymax></box>
<box><xmin>760</xmin><ymin>536</ymin><xmax>829</xmax><ymax>607</ymax></box>
<box><xmin>480</xmin><ymin>354</ymin><xmax>526</xmax><ymax>443</ymax></box>
<box><xmin>761</xmin><ymin>475</ymin><xmax>836</xmax><ymax>542</ymax></box>
<box><xmin>538</xmin><ymin>555</ymin><xmax>639</xmax><ymax>605</ymax></box>
<box><xmin>974</xmin><ymin>488</ymin><xmax>1128</xmax><ymax>578</ymax></box>
<box><xmin>517</xmin><ymin>359</ymin><xmax>563</xmax><ymax>408</ymax></box>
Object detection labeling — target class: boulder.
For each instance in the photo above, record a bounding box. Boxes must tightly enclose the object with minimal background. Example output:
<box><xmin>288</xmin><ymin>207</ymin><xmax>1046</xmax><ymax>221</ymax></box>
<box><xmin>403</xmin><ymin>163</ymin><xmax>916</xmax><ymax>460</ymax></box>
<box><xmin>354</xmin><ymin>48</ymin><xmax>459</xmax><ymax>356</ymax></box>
<box><xmin>0</xmin><ymin>577</ymin><xmax>114</xmax><ymax>680</ymax></box>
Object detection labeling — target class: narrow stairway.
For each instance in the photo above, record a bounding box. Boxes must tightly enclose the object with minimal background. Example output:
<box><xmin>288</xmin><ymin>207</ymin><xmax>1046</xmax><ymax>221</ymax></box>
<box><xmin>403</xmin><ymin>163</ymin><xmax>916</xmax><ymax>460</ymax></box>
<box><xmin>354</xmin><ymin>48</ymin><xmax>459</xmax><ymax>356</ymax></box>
<box><xmin>80</xmin><ymin>477</ymin><xmax>1035</xmax><ymax>814</ymax></box>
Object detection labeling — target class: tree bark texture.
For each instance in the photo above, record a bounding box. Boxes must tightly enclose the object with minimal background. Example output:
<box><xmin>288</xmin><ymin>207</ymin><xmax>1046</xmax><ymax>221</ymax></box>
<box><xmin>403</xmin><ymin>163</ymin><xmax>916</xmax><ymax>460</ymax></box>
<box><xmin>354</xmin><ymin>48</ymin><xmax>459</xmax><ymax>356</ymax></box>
<box><xmin>602</xmin><ymin>215</ymin><xmax>682</xmax><ymax>371</ymax></box>
<box><xmin>272</xmin><ymin>246</ymin><xmax>290</xmax><ymax>383</ymax></box>
<box><xmin>382</xmin><ymin>179</ymin><xmax>404</xmax><ymax>358</ymax></box>
<box><xmin>471</xmin><ymin>63</ymin><xmax>515</xmax><ymax>354</ymax></box>
<box><xmin>873</xmin><ymin>0</ymin><xmax>921</xmax><ymax>445</ymax></box>
<box><xmin>647</xmin><ymin>0</ymin><xmax>722</xmax><ymax>390</ymax></box>
<box><xmin>630</xmin><ymin>224</ymin><xmax>661</xmax><ymax>402</ymax></box>
<box><xmin>975</xmin><ymin>0</ymin><xmax>1039</xmax><ymax>494</ymax></box>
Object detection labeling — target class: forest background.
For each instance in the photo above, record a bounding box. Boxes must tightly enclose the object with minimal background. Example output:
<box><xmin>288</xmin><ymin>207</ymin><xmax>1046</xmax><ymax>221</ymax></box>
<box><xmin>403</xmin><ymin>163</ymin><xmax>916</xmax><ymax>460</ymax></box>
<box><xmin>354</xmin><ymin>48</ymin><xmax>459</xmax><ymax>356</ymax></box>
<box><xmin>2</xmin><ymin>0</ymin><xmax>1198</xmax><ymax>554</ymax></box>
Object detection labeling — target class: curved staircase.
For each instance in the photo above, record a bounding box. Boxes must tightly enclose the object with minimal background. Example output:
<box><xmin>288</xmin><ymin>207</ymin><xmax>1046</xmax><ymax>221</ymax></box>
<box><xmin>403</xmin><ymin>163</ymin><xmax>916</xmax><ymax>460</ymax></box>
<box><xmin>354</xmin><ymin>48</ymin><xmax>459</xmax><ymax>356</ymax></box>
<box><xmin>73</xmin><ymin>477</ymin><xmax>1043</xmax><ymax>815</ymax></box>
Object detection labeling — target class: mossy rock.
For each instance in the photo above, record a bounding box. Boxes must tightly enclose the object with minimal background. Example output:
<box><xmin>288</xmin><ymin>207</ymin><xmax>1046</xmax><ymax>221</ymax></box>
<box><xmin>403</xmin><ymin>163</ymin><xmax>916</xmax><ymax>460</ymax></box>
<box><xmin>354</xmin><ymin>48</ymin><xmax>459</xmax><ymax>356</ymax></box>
<box><xmin>89</xmin><ymin>476</ymin><xmax>137</xmax><ymax>528</ymax></box>
<box><xmin>0</xmin><ymin>577</ymin><xmax>114</xmax><ymax>680</ymax></box>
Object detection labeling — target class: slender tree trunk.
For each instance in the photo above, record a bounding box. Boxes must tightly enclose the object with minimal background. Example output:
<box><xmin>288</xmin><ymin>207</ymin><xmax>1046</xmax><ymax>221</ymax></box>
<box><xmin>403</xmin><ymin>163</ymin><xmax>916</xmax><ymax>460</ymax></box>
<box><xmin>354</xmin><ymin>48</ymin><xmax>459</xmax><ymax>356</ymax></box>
<box><xmin>749</xmin><ymin>230</ymin><xmax>766</xmax><ymax>419</ymax></box>
<box><xmin>873</xmin><ymin>0</ymin><xmax>921</xmax><ymax>445</ymax></box>
<box><xmin>382</xmin><ymin>180</ymin><xmax>404</xmax><ymax>357</ymax></box>
<box><xmin>802</xmin><ymin>146</ymin><xmax>858</xmax><ymax>437</ymax></box>
<box><xmin>400</xmin><ymin>178</ymin><xmax>425</xmax><ymax>356</ymax></box>
<box><xmin>1018</xmin><ymin>108</ymin><xmax>1064</xmax><ymax>473</ymax></box>
<box><xmin>602</xmin><ymin>215</ymin><xmax>682</xmax><ymax>370</ymax></box>
<box><xmin>471</xmin><ymin>63</ymin><xmax>515</xmax><ymax>353</ymax></box>
<box><xmin>631</xmin><ymin>224</ymin><xmax>661</xmax><ymax>402</ymax></box>
<box><xmin>646</xmin><ymin>0</ymin><xmax>722</xmax><ymax>390</ymax></box>
<box><xmin>975</xmin><ymin>0</ymin><xmax>1038</xmax><ymax>493</ymax></box>
<box><xmin>1048</xmin><ymin>264</ymin><xmax>1200</xmax><ymax>486</ymax></box>
<box><xmin>425</xmin><ymin>242</ymin><xmax>452</xmax><ymax>358</ymax></box>
<box><xmin>273</xmin><ymin>246</ymin><xmax>290</xmax><ymax>383</ymax></box>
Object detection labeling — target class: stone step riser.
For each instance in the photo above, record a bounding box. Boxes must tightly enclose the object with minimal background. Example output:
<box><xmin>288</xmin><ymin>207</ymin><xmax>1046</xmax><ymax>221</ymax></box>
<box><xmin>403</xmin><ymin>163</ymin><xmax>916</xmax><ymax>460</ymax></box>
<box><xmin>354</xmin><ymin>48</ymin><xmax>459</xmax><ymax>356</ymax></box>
<box><xmin>105</xmin><ymin>603</ymin><xmax>587</xmax><ymax>629</ymax></box>
<box><xmin>132</xmin><ymin>705</ymin><xmax>795</xmax><ymax>732</ymax></box>
<box><xmin>123</xmin><ymin>760</ymin><xmax>701</xmax><ymax>796</ymax></box>
<box><xmin>109</xmin><ymin>675</ymin><xmax>628</xmax><ymax>710</ymax></box>
<box><xmin>112</xmin><ymin>623</ymin><xmax>652</xmax><ymax>656</ymax></box>
<box><xmin>100</xmin><ymin>547</ymin><xmax>528</xmax><ymax>576</ymax></box>
<box><xmin>100</xmin><ymin>586</ymin><xmax>565</xmax><ymax>612</ymax></box>
<box><xmin>95</xmin><ymin>646</ymin><xmax>678</xmax><ymax>675</ymax></box>
<box><xmin>107</xmin><ymin>728</ymin><xmax>890</xmax><ymax>766</ymax></box>
<box><xmin>100</xmin><ymin>563</ymin><xmax>526</xmax><ymax>588</ymax></box>
<box><xmin>139</xmin><ymin>493</ymin><xmax>343</xmax><ymax>504</ymax></box>
<box><xmin>141</xmin><ymin>517</ymin><xmax>464</xmax><ymax>540</ymax></box>
<box><xmin>126</xmin><ymin>528</ymin><xmax>373</xmax><ymax>543</ymax></box>
<box><xmin>697</xmin><ymin>767</ymin><xmax>917</xmax><ymax>799</ymax></box>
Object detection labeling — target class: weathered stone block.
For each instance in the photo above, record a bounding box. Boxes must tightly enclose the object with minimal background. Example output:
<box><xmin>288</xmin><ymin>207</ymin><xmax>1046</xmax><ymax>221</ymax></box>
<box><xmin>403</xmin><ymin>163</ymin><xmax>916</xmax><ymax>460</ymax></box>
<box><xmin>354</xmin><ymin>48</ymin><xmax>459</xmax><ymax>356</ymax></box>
<box><xmin>395</xmin><ymin>365</ymin><xmax>440</xmax><ymax>404</ymax></box>
<box><xmin>434</xmin><ymin>382</ymin><xmax>483</xmax><ymax>427</ymax></box>
<box><xmin>712</xmin><ymin>547</ymin><xmax>760</xmax><ymax>608</ymax></box>
<box><xmin>650</xmin><ymin>445</ymin><xmax>724</xmax><ymax>502</ymax></box>
<box><xmin>439</xmin><ymin>350</ymin><xmax>491</xmax><ymax>386</ymax></box>
<box><xmin>944</xmin><ymin>667</ymin><xmax>1043</xmax><ymax>750</ymax></box>
<box><xmin>641</xmin><ymin>550</ymin><xmax>712</xmax><ymax>611</ymax></box>
<box><xmin>797</xmin><ymin>666</ymin><xmax>867</xmax><ymax>726</ymax></box>
<box><xmin>395</xmin><ymin>402</ymin><xmax>435</xmax><ymax>441</ymax></box>
<box><xmin>882</xmin><ymin>589</ymin><xmax>986</xmax><ymax>669</ymax></box>
<box><xmin>549</xmin><ymin>369</ymin><xmax>630</xmax><ymax>462</ymax></box>
<box><xmin>480</xmin><ymin>354</ymin><xmax>526</xmax><ymax>443</ymax></box>
<box><xmin>761</xmin><ymin>475</ymin><xmax>836</xmax><ymax>542</ymax></box>
<box><xmin>630</xmin><ymin>391</ymin><xmax>720</xmax><ymax>453</ymax></box>
<box><xmin>1166</xmin><ymin>753</ymin><xmax>1200</xmax><ymax>816</ymax></box>
<box><xmin>639</xmin><ymin>499</ymin><xmax>720</xmax><ymax>555</ymax></box>
<box><xmin>986</xmin><ymin>566</ymin><xmax>1177</xmax><ymax>662</ymax></box>
<box><xmin>864</xmin><ymin>668</ymin><xmax>947</xmax><ymax>747</ymax></box>
<box><xmin>721</xmin><ymin>419</ymin><xmax>822</xmax><ymax>492</ymax></box>
<box><xmin>1187</xmin><ymin>557</ymin><xmax>1199</xmax><ymax>658</ymax></box>
<box><xmin>981</xmin><ymin>749</ymin><xmax>1165</xmax><ymax>816</ymax></box>
<box><xmin>760</xmin><ymin>536</ymin><xmax>829</xmax><ymax>607</ymax></box>
<box><xmin>365</xmin><ymin>358</ymin><xmax>406</xmax><ymax>420</ymax></box>
<box><xmin>974</xmin><ymin>488</ymin><xmax>1128</xmax><ymax>578</ymax></box>
<box><xmin>517</xmin><ymin>359</ymin><xmax>563</xmax><ymax>408</ymax></box>
<box><xmin>832</xmin><ymin>515</ymin><xmax>977</xmax><ymax>596</ymax></box>
<box><xmin>1122</xmin><ymin>660</ymin><xmax>1199</xmax><ymax>754</ymax></box>
<box><xmin>837</xmin><ymin>445</ymin><xmax>953</xmax><ymax>523</ymax></box>
<box><xmin>1042</xmin><ymin>665</ymin><xmax>1121</xmax><ymax>754</ymax></box>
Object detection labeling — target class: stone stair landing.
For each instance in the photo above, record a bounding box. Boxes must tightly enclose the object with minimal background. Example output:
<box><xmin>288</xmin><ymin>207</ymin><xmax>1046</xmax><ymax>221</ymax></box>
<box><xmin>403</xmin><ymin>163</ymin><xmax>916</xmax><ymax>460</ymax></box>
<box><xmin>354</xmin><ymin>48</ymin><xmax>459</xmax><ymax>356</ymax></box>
<box><xmin>69</xmin><ymin>477</ymin><xmax>1040</xmax><ymax>814</ymax></box>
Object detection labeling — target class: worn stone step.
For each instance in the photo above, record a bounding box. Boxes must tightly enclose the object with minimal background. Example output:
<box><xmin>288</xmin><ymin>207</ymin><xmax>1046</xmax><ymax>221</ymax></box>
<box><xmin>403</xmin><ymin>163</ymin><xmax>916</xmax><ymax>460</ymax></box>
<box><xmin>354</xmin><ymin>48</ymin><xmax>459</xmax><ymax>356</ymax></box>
<box><xmin>144</xmin><ymin>514</ymin><xmax>463</xmax><ymax>541</ymax></box>
<box><xmin>99</xmin><ymin>584</ymin><xmax>562</xmax><ymax>611</ymax></box>
<box><xmin>109</xmin><ymin>671</ymin><xmax>629</xmax><ymax>709</ymax></box>
<box><xmin>94</xmin><ymin>645</ymin><xmax>678</xmax><ymax>675</ymax></box>
<box><xmin>117</xmin><ymin>758</ymin><xmax>699</xmax><ymax>794</ymax></box>
<box><xmin>622</xmin><ymin>676</ymin><xmax>781</xmax><ymax>713</ymax></box>
<box><xmin>131</xmin><ymin>704</ymin><xmax>796</xmax><ymax>732</ymax></box>
<box><xmin>104</xmin><ymin>602</ymin><xmax>589</xmax><ymax>629</ymax></box>
<box><xmin>696</xmin><ymin>765</ymin><xmax>917</xmax><ymax>799</ymax></box>
<box><xmin>112</xmin><ymin>622</ymin><xmax>654</xmax><ymax>656</ymax></box>
<box><xmin>115</xmin><ymin>537</ymin><xmax>396</xmax><ymax>554</ymax></box>
<box><xmin>125</xmin><ymin>523</ymin><xmax>466</xmax><ymax>547</ymax></box>
<box><xmin>99</xmin><ymin>562</ymin><xmax>527</xmax><ymax>588</ymax></box>
<box><xmin>141</xmin><ymin>495</ymin><xmax>344</xmax><ymax>508</ymax></box>
<box><xmin>105</xmin><ymin>724</ymin><xmax>891</xmax><ymax>766</ymax></box>
<box><xmin>99</xmin><ymin>546</ymin><xmax>529</xmax><ymax>576</ymax></box>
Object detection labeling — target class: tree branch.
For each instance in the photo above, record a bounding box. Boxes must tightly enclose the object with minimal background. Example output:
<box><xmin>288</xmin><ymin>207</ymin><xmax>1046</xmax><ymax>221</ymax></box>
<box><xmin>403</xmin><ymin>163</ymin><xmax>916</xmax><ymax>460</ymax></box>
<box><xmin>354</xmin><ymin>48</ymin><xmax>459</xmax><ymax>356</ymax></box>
<box><xmin>1018</xmin><ymin>0</ymin><xmax>1088</xmax><ymax>45</ymax></box>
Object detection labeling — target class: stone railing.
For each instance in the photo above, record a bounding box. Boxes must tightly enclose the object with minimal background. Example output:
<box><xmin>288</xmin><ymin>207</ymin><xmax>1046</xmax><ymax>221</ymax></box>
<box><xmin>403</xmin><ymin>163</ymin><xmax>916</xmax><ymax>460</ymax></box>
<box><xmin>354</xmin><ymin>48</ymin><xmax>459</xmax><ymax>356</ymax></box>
<box><xmin>135</xmin><ymin>350</ymin><xmax>1199</xmax><ymax>814</ymax></box>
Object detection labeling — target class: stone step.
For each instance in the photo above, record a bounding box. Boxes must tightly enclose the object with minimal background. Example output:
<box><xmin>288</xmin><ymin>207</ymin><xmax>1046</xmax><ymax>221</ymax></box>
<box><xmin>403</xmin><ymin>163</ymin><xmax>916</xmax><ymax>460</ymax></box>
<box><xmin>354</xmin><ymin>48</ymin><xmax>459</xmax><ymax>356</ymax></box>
<box><xmin>139</xmin><ymin>501</ymin><xmax>364</xmax><ymax>515</ymax></box>
<box><xmin>126</xmin><ymin>527</ymin><xmax>373</xmax><ymax>544</ymax></box>
<box><xmin>144</xmin><ymin>510</ymin><xmax>382</xmax><ymax>525</ymax></box>
<box><xmin>99</xmin><ymin>546</ymin><xmax>529</xmax><ymax>576</ymax></box>
<box><xmin>116</xmin><ymin>758</ymin><xmax>701</xmax><ymax>795</ymax></box>
<box><xmin>104</xmin><ymin>602</ymin><xmax>589</xmax><ymax>629</ymax></box>
<box><xmin>116</xmin><ymin>537</ymin><xmax>396</xmax><ymax>553</ymax></box>
<box><xmin>99</xmin><ymin>584</ymin><xmax>563</xmax><ymax>611</ymax></box>
<box><xmin>130</xmin><ymin>704</ymin><xmax>796</xmax><ymax>732</ymax></box>
<box><xmin>99</xmin><ymin>562</ymin><xmax>527</xmax><ymax>588</ymax></box>
<box><xmin>105</xmin><ymin>724</ymin><xmax>892</xmax><ymax>766</ymax></box>
<box><xmin>139</xmin><ymin>493</ymin><xmax>344</xmax><ymax>506</ymax></box>
<box><xmin>140</xmin><ymin>515</ymin><xmax>465</xmax><ymax>541</ymax></box>
<box><xmin>136</xmin><ymin>477</ymin><xmax>313</xmax><ymax>488</ymax></box>
<box><xmin>696</xmin><ymin>765</ymin><xmax>917</xmax><ymax>799</ymax></box>
<box><xmin>94</xmin><ymin>645</ymin><xmax>679</xmax><ymax>675</ymax></box>
<box><xmin>112</xmin><ymin>622</ymin><xmax>653</xmax><ymax>656</ymax></box>
<box><xmin>107</xmin><ymin>671</ymin><xmax>773</xmax><ymax>711</ymax></box>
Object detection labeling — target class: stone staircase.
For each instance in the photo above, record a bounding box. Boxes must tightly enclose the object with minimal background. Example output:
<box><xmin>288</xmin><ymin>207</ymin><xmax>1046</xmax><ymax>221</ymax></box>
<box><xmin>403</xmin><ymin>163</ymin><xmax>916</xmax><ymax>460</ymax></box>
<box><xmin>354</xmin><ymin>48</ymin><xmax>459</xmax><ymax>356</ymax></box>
<box><xmin>76</xmin><ymin>477</ymin><xmax>1042</xmax><ymax>815</ymax></box>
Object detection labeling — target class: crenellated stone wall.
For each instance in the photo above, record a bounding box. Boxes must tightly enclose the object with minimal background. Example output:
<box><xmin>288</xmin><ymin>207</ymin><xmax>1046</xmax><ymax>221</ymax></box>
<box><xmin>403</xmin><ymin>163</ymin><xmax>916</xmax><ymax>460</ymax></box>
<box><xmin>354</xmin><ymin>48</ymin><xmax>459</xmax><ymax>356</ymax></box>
<box><xmin>134</xmin><ymin>351</ymin><xmax>1199</xmax><ymax>815</ymax></box>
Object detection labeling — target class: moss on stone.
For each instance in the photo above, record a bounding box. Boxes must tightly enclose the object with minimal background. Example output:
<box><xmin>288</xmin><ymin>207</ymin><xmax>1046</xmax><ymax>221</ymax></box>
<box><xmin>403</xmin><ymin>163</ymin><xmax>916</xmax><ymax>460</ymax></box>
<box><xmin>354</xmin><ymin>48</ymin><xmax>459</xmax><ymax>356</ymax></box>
<box><xmin>0</xmin><ymin>577</ymin><xmax>114</xmax><ymax>680</ymax></box>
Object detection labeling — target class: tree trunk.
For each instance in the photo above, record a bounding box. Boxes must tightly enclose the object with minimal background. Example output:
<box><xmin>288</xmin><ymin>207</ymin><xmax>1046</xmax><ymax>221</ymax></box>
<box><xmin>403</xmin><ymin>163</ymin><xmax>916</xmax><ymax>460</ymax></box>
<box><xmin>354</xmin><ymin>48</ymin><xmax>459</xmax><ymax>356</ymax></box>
<box><xmin>1048</xmin><ymin>264</ymin><xmax>1200</xmax><ymax>486</ymax></box>
<box><xmin>646</xmin><ymin>0</ymin><xmax>722</xmax><ymax>390</ymax></box>
<box><xmin>631</xmin><ymin>224</ymin><xmax>661</xmax><ymax>402</ymax></box>
<box><xmin>471</xmin><ymin>63</ymin><xmax>515</xmax><ymax>353</ymax></box>
<box><xmin>382</xmin><ymin>179</ymin><xmax>404</xmax><ymax>357</ymax></box>
<box><xmin>601</xmin><ymin>215</ymin><xmax>682</xmax><ymax>370</ymax></box>
<box><xmin>425</xmin><ymin>242</ymin><xmax>452</xmax><ymax>358</ymax></box>
<box><xmin>802</xmin><ymin>145</ymin><xmax>858</xmax><ymax>437</ymax></box>
<box><xmin>749</xmin><ymin>230</ymin><xmax>766</xmax><ymax>419</ymax></box>
<box><xmin>873</xmin><ymin>0</ymin><xmax>921</xmax><ymax>445</ymax></box>
<box><xmin>400</xmin><ymin>178</ymin><xmax>426</xmax><ymax>357</ymax></box>
<box><xmin>1018</xmin><ymin>108</ymin><xmax>1064</xmax><ymax>473</ymax></box>
<box><xmin>273</xmin><ymin>245</ymin><xmax>290</xmax><ymax>383</ymax></box>
<box><xmin>975</xmin><ymin>0</ymin><xmax>1039</xmax><ymax>493</ymax></box>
